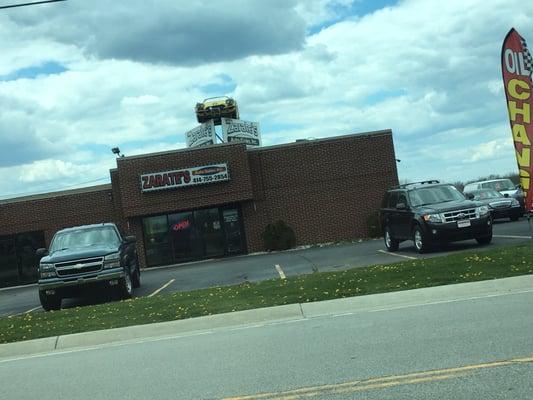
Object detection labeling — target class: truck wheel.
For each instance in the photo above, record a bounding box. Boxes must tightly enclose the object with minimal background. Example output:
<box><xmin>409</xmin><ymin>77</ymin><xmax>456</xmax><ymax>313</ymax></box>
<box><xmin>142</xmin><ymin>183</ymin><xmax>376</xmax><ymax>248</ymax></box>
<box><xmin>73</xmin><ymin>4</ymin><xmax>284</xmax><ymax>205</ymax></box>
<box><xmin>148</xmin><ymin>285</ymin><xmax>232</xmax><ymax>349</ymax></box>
<box><xmin>476</xmin><ymin>234</ymin><xmax>492</xmax><ymax>245</ymax></box>
<box><xmin>384</xmin><ymin>226</ymin><xmax>399</xmax><ymax>251</ymax></box>
<box><xmin>132</xmin><ymin>262</ymin><xmax>141</xmax><ymax>289</ymax></box>
<box><xmin>39</xmin><ymin>290</ymin><xmax>61</xmax><ymax>311</ymax></box>
<box><xmin>413</xmin><ymin>225</ymin><xmax>429</xmax><ymax>254</ymax></box>
<box><xmin>118</xmin><ymin>268</ymin><xmax>133</xmax><ymax>299</ymax></box>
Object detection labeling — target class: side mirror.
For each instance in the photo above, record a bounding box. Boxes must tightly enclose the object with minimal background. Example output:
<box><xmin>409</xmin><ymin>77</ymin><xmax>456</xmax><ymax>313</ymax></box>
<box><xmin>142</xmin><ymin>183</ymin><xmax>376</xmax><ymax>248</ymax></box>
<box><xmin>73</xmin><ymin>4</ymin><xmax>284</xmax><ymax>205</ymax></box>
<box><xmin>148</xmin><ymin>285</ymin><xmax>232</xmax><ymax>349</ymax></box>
<box><xmin>396</xmin><ymin>202</ymin><xmax>407</xmax><ymax>210</ymax></box>
<box><xmin>516</xmin><ymin>184</ymin><xmax>522</xmax><ymax>189</ymax></box>
<box><xmin>504</xmin><ymin>193</ymin><xmax>509</xmax><ymax>198</ymax></box>
<box><xmin>36</xmin><ymin>248</ymin><xmax>49</xmax><ymax>257</ymax></box>
<box><xmin>465</xmin><ymin>193</ymin><xmax>474</xmax><ymax>200</ymax></box>
<box><xmin>124</xmin><ymin>235</ymin><xmax>137</xmax><ymax>243</ymax></box>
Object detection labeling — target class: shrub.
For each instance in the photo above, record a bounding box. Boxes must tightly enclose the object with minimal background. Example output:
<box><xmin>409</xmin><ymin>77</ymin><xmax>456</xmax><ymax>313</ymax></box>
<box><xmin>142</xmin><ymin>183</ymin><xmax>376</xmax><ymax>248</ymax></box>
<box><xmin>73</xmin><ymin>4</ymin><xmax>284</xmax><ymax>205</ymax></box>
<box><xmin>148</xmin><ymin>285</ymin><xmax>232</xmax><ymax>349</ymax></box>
<box><xmin>366</xmin><ymin>212</ymin><xmax>382</xmax><ymax>238</ymax></box>
<box><xmin>262</xmin><ymin>220</ymin><xmax>296</xmax><ymax>251</ymax></box>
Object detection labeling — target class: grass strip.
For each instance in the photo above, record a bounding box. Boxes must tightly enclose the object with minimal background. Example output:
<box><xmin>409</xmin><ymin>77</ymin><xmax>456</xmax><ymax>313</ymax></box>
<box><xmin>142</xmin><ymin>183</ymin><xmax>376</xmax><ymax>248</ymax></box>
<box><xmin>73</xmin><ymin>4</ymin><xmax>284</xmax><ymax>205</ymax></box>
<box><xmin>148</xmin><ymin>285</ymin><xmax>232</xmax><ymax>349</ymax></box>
<box><xmin>1</xmin><ymin>243</ymin><xmax>532</xmax><ymax>344</ymax></box>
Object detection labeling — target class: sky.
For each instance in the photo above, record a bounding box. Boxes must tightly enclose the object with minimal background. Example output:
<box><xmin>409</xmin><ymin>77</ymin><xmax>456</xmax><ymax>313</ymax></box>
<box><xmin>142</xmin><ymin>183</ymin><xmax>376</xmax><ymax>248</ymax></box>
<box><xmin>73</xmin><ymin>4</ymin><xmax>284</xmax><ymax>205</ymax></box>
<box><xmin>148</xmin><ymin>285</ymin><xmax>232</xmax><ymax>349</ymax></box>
<box><xmin>0</xmin><ymin>0</ymin><xmax>532</xmax><ymax>199</ymax></box>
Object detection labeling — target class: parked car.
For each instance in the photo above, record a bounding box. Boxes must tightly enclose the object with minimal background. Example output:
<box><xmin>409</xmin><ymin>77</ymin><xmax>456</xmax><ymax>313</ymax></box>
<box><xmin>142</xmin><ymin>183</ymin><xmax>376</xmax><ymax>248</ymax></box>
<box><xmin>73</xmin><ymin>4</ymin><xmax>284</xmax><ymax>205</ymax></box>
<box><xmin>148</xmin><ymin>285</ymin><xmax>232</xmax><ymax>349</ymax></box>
<box><xmin>379</xmin><ymin>180</ymin><xmax>493</xmax><ymax>253</ymax></box>
<box><xmin>36</xmin><ymin>223</ymin><xmax>140</xmax><ymax>311</ymax></box>
<box><xmin>463</xmin><ymin>178</ymin><xmax>524</xmax><ymax>209</ymax></box>
<box><xmin>464</xmin><ymin>189</ymin><xmax>523</xmax><ymax>221</ymax></box>
<box><xmin>195</xmin><ymin>96</ymin><xmax>239</xmax><ymax>124</ymax></box>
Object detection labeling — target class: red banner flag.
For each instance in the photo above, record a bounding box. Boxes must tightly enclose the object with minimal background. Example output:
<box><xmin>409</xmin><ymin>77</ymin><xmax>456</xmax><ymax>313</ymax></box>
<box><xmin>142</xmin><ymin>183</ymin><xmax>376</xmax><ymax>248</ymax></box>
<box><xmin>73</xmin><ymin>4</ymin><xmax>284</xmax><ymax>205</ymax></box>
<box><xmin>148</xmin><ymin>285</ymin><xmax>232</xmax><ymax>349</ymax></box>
<box><xmin>501</xmin><ymin>28</ymin><xmax>533</xmax><ymax>212</ymax></box>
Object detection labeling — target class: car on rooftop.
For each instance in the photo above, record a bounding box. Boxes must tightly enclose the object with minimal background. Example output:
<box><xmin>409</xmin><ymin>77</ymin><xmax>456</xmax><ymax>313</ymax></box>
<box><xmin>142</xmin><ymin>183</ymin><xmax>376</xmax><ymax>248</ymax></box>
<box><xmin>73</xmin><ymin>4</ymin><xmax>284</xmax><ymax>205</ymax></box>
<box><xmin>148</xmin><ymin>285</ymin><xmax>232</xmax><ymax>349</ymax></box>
<box><xmin>195</xmin><ymin>96</ymin><xmax>239</xmax><ymax>125</ymax></box>
<box><xmin>379</xmin><ymin>180</ymin><xmax>493</xmax><ymax>253</ymax></box>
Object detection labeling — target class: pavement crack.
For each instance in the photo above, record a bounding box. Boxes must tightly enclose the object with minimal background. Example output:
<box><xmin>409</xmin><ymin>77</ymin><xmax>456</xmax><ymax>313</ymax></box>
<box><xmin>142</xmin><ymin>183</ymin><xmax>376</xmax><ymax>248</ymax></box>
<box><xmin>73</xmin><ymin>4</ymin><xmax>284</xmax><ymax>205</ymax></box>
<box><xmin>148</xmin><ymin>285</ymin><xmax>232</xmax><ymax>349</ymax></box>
<box><xmin>54</xmin><ymin>336</ymin><xmax>59</xmax><ymax>349</ymax></box>
<box><xmin>298</xmin><ymin>303</ymin><xmax>306</xmax><ymax>318</ymax></box>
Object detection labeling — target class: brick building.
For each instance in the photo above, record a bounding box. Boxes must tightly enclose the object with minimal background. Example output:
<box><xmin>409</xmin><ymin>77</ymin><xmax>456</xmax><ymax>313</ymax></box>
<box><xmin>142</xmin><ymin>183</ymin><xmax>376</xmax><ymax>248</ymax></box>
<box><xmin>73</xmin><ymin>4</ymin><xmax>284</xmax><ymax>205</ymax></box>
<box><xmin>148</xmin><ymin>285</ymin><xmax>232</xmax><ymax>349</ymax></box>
<box><xmin>0</xmin><ymin>130</ymin><xmax>398</xmax><ymax>287</ymax></box>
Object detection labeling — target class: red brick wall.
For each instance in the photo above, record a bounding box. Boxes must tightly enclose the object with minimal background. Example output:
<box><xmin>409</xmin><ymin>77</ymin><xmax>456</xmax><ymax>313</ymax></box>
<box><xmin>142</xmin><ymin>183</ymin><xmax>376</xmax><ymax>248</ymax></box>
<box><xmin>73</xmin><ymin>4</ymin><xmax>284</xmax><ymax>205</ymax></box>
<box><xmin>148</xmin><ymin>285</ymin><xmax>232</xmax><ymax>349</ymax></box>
<box><xmin>0</xmin><ymin>188</ymin><xmax>118</xmax><ymax>246</ymax></box>
<box><xmin>116</xmin><ymin>143</ymin><xmax>254</xmax><ymax>218</ymax></box>
<box><xmin>242</xmin><ymin>131</ymin><xmax>398</xmax><ymax>251</ymax></box>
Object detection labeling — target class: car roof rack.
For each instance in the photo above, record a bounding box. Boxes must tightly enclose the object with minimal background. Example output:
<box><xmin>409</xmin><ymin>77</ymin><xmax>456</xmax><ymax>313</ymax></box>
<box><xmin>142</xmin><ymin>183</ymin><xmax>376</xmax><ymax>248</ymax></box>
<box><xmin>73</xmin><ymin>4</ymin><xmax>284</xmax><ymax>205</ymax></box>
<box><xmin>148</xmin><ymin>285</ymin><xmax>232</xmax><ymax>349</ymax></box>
<box><xmin>398</xmin><ymin>180</ymin><xmax>440</xmax><ymax>189</ymax></box>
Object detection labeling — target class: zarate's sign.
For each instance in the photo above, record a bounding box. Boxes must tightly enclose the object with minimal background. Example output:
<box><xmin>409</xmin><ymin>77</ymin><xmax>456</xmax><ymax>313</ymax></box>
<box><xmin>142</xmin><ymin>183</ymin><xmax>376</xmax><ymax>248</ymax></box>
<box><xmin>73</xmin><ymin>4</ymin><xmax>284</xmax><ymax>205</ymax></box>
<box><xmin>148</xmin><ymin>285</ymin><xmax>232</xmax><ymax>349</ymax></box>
<box><xmin>140</xmin><ymin>164</ymin><xmax>229</xmax><ymax>193</ymax></box>
<box><xmin>221</xmin><ymin>118</ymin><xmax>261</xmax><ymax>146</ymax></box>
<box><xmin>502</xmin><ymin>28</ymin><xmax>533</xmax><ymax>211</ymax></box>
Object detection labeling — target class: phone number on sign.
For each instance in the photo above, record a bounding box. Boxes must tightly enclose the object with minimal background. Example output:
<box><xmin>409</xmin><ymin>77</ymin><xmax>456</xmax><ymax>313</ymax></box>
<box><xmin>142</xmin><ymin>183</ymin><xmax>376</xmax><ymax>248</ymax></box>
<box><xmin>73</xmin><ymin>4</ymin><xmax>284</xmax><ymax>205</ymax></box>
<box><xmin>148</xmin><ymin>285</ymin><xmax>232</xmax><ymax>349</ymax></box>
<box><xmin>192</xmin><ymin>173</ymin><xmax>229</xmax><ymax>184</ymax></box>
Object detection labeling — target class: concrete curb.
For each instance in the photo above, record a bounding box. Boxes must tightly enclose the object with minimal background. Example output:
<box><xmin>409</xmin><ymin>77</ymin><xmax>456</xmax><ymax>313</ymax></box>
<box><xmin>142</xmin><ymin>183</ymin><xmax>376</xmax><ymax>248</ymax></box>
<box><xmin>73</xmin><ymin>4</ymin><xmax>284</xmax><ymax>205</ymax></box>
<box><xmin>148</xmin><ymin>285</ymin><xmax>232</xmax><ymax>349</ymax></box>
<box><xmin>1</xmin><ymin>274</ymin><xmax>532</xmax><ymax>360</ymax></box>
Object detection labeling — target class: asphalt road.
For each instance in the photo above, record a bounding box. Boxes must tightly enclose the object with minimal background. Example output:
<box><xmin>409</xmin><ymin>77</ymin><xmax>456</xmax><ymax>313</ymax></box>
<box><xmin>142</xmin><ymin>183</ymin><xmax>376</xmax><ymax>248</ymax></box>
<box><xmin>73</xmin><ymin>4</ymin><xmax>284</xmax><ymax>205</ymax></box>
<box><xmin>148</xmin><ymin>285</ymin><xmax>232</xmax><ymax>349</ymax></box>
<box><xmin>1</xmin><ymin>288</ymin><xmax>532</xmax><ymax>399</ymax></box>
<box><xmin>0</xmin><ymin>218</ymin><xmax>531</xmax><ymax>317</ymax></box>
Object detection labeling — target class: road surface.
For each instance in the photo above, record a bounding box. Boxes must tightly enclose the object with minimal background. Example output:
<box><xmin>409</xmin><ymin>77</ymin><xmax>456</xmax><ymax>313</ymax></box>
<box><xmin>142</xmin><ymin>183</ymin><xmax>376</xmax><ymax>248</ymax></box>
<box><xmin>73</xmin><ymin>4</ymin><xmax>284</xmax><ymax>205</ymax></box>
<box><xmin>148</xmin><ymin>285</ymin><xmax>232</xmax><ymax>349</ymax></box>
<box><xmin>1</xmin><ymin>286</ymin><xmax>532</xmax><ymax>399</ymax></box>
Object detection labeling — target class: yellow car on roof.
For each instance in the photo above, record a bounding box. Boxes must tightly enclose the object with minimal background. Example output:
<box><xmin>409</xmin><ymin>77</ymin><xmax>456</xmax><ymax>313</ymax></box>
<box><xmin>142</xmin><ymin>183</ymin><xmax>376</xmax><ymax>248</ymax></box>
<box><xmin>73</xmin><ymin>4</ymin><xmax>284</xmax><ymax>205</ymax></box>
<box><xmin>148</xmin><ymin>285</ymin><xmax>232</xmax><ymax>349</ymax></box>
<box><xmin>195</xmin><ymin>96</ymin><xmax>239</xmax><ymax>125</ymax></box>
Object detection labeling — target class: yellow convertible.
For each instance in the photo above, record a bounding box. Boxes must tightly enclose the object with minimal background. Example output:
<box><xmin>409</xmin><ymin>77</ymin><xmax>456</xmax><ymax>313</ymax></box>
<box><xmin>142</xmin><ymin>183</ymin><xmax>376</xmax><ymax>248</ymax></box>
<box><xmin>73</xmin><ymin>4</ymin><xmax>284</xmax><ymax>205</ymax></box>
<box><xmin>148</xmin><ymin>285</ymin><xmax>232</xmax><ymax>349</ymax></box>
<box><xmin>195</xmin><ymin>96</ymin><xmax>239</xmax><ymax>125</ymax></box>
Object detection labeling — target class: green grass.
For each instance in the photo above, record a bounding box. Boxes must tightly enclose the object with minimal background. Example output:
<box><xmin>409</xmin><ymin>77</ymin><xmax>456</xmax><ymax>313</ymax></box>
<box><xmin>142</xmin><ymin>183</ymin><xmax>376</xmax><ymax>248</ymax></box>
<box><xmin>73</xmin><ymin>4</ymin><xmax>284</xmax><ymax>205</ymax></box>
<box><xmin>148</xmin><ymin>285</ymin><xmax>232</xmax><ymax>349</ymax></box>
<box><xmin>1</xmin><ymin>243</ymin><xmax>533</xmax><ymax>344</ymax></box>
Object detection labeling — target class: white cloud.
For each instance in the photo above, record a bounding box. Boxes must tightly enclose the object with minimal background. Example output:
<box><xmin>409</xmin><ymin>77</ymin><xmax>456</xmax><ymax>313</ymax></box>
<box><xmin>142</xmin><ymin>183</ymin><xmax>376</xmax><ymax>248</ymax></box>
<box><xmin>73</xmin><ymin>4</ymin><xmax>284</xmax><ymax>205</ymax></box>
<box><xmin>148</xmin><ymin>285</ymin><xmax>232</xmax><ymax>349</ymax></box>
<box><xmin>0</xmin><ymin>0</ymin><xmax>532</xmax><ymax>198</ymax></box>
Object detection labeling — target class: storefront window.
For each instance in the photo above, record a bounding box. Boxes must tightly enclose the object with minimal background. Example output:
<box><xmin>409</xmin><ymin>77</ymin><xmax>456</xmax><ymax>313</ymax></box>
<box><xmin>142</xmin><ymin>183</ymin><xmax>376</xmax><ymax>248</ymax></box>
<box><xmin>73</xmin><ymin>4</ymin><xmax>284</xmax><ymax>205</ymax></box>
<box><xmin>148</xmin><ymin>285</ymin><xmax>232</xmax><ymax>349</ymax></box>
<box><xmin>142</xmin><ymin>206</ymin><xmax>245</xmax><ymax>267</ymax></box>
<box><xmin>0</xmin><ymin>231</ymin><xmax>45</xmax><ymax>287</ymax></box>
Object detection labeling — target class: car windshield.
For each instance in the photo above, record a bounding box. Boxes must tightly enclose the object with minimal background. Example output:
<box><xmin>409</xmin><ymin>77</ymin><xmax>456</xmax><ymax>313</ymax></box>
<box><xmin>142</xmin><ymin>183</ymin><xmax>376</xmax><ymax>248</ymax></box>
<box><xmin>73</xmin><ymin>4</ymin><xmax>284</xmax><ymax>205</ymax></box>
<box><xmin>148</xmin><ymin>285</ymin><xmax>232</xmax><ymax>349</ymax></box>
<box><xmin>472</xmin><ymin>190</ymin><xmax>503</xmax><ymax>200</ymax></box>
<box><xmin>480</xmin><ymin>179</ymin><xmax>515</xmax><ymax>191</ymax></box>
<box><xmin>409</xmin><ymin>185</ymin><xmax>465</xmax><ymax>206</ymax></box>
<box><xmin>50</xmin><ymin>227</ymin><xmax>120</xmax><ymax>252</ymax></box>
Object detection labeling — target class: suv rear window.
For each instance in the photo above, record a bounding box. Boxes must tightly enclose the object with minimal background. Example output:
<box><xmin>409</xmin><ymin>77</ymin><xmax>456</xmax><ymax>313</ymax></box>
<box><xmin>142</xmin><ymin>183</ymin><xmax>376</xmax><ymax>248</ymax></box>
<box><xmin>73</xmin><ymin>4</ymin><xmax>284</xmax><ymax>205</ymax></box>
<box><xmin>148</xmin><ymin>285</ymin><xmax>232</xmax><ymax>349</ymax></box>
<box><xmin>408</xmin><ymin>185</ymin><xmax>464</xmax><ymax>206</ymax></box>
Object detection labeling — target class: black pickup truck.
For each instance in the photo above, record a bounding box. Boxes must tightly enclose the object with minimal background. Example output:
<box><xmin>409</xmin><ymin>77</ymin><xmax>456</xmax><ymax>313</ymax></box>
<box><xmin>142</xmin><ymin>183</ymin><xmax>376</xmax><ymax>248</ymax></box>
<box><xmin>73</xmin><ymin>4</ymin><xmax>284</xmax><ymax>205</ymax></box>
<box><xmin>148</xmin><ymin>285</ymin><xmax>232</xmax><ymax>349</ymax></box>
<box><xmin>37</xmin><ymin>223</ymin><xmax>141</xmax><ymax>311</ymax></box>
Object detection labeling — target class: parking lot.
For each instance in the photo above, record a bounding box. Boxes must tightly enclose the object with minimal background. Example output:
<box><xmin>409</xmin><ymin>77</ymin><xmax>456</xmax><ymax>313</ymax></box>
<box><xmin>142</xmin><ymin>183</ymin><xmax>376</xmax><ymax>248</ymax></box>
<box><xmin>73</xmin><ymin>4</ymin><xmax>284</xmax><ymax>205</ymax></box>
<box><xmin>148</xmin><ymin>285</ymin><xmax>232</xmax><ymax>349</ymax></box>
<box><xmin>0</xmin><ymin>218</ymin><xmax>531</xmax><ymax>318</ymax></box>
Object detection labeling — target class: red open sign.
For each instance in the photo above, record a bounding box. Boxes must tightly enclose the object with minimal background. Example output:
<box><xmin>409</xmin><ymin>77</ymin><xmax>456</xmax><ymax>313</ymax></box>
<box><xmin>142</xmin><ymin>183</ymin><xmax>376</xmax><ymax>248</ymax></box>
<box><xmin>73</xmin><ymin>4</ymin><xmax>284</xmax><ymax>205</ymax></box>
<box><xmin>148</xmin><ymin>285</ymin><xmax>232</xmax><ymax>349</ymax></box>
<box><xmin>172</xmin><ymin>220</ymin><xmax>190</xmax><ymax>231</ymax></box>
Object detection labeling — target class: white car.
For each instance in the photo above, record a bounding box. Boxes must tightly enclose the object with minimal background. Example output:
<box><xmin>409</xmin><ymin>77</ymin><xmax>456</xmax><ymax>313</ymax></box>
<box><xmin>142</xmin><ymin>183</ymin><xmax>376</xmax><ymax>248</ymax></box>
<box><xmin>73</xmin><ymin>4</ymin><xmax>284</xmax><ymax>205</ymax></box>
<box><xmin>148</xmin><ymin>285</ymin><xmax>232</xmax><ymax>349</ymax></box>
<box><xmin>463</xmin><ymin>178</ymin><xmax>525</xmax><ymax>210</ymax></box>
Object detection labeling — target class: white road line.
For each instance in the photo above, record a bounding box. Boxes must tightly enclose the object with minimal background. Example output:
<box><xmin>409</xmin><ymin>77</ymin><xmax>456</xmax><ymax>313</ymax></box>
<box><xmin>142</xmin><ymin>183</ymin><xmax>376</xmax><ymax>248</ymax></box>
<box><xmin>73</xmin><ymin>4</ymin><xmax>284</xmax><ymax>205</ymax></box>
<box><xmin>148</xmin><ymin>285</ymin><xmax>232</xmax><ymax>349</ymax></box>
<box><xmin>493</xmin><ymin>234</ymin><xmax>531</xmax><ymax>239</ymax></box>
<box><xmin>275</xmin><ymin>264</ymin><xmax>286</xmax><ymax>279</ymax></box>
<box><xmin>377</xmin><ymin>249</ymin><xmax>417</xmax><ymax>260</ymax></box>
<box><xmin>148</xmin><ymin>279</ymin><xmax>175</xmax><ymax>297</ymax></box>
<box><xmin>24</xmin><ymin>306</ymin><xmax>42</xmax><ymax>314</ymax></box>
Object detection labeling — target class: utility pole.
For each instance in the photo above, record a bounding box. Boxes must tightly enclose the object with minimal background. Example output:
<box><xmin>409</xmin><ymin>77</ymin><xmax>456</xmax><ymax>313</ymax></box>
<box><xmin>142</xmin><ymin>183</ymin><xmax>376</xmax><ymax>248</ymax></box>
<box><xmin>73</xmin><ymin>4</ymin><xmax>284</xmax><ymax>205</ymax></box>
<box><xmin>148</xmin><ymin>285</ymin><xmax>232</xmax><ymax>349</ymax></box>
<box><xmin>0</xmin><ymin>0</ymin><xmax>66</xmax><ymax>10</ymax></box>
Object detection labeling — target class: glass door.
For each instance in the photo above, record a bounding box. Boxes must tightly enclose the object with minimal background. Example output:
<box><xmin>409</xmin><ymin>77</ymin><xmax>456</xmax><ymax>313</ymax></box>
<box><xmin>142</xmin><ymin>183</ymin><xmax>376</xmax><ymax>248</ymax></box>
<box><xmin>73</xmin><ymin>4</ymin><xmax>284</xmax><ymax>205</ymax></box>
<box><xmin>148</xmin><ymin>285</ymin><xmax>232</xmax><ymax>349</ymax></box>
<box><xmin>222</xmin><ymin>209</ymin><xmax>245</xmax><ymax>255</ymax></box>
<box><xmin>143</xmin><ymin>215</ymin><xmax>173</xmax><ymax>267</ymax></box>
<box><xmin>194</xmin><ymin>208</ymin><xmax>225</xmax><ymax>258</ymax></box>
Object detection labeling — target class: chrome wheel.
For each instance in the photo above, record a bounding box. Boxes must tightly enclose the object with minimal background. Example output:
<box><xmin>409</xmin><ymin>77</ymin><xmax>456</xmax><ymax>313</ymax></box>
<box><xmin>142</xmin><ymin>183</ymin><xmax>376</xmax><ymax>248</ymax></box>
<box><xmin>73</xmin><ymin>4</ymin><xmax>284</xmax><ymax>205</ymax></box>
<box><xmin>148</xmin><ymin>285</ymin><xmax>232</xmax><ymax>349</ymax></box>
<box><xmin>414</xmin><ymin>230</ymin><xmax>423</xmax><ymax>250</ymax></box>
<box><xmin>124</xmin><ymin>271</ymin><xmax>133</xmax><ymax>295</ymax></box>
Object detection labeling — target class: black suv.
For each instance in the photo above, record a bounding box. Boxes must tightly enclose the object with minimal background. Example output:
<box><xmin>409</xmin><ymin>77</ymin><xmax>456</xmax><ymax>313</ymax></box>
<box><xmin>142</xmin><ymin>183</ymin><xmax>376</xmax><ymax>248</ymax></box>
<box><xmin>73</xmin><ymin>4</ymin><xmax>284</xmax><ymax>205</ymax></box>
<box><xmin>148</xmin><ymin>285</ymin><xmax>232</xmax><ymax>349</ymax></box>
<box><xmin>379</xmin><ymin>181</ymin><xmax>493</xmax><ymax>253</ymax></box>
<box><xmin>36</xmin><ymin>223</ymin><xmax>141</xmax><ymax>311</ymax></box>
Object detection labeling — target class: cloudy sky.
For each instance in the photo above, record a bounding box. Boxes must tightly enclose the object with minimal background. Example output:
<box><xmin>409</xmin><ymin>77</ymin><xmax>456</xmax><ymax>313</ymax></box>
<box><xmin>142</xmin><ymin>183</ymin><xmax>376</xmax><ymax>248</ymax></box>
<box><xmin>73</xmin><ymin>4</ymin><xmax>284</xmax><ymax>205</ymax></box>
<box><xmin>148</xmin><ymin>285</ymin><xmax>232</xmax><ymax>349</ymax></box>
<box><xmin>0</xmin><ymin>0</ymin><xmax>531</xmax><ymax>199</ymax></box>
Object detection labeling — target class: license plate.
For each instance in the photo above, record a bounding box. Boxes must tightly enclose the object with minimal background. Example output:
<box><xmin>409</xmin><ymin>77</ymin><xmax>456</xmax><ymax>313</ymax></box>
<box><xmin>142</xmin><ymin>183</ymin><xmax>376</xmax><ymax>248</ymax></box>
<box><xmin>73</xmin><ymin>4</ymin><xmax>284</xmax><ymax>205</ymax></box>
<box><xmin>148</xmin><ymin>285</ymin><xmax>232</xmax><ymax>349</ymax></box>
<box><xmin>457</xmin><ymin>219</ymin><xmax>471</xmax><ymax>228</ymax></box>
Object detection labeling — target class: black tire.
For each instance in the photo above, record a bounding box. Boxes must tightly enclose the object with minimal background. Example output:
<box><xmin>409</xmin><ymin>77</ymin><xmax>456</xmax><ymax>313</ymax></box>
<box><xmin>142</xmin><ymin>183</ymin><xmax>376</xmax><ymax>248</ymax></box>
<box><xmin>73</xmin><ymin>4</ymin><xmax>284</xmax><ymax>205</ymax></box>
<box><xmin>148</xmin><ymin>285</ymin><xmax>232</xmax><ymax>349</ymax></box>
<box><xmin>118</xmin><ymin>267</ymin><xmax>133</xmax><ymax>299</ymax></box>
<box><xmin>413</xmin><ymin>225</ymin><xmax>429</xmax><ymax>254</ymax></box>
<box><xmin>476</xmin><ymin>234</ymin><xmax>492</xmax><ymax>245</ymax></box>
<box><xmin>384</xmin><ymin>226</ymin><xmax>399</xmax><ymax>252</ymax></box>
<box><xmin>39</xmin><ymin>290</ymin><xmax>61</xmax><ymax>311</ymax></box>
<box><xmin>132</xmin><ymin>261</ymin><xmax>141</xmax><ymax>289</ymax></box>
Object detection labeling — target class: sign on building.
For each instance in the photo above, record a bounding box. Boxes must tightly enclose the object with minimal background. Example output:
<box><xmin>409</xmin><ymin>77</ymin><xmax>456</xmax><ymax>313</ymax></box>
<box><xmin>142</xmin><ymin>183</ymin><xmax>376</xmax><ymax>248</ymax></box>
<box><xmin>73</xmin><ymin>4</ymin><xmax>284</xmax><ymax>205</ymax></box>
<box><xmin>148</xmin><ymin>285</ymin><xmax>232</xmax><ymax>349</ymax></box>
<box><xmin>221</xmin><ymin>118</ymin><xmax>261</xmax><ymax>147</ymax></box>
<box><xmin>141</xmin><ymin>163</ymin><xmax>229</xmax><ymax>193</ymax></box>
<box><xmin>185</xmin><ymin>120</ymin><xmax>216</xmax><ymax>148</ymax></box>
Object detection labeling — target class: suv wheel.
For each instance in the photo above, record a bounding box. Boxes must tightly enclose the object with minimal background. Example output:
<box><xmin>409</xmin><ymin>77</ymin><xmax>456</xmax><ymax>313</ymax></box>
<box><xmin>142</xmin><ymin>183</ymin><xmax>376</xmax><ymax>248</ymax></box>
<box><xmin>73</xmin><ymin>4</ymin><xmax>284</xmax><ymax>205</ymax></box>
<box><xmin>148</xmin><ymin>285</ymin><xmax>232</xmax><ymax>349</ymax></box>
<box><xmin>39</xmin><ymin>290</ymin><xmax>61</xmax><ymax>311</ymax></box>
<box><xmin>118</xmin><ymin>268</ymin><xmax>133</xmax><ymax>299</ymax></box>
<box><xmin>476</xmin><ymin>233</ymin><xmax>492</xmax><ymax>245</ymax></box>
<box><xmin>384</xmin><ymin>226</ymin><xmax>399</xmax><ymax>251</ymax></box>
<box><xmin>413</xmin><ymin>225</ymin><xmax>429</xmax><ymax>254</ymax></box>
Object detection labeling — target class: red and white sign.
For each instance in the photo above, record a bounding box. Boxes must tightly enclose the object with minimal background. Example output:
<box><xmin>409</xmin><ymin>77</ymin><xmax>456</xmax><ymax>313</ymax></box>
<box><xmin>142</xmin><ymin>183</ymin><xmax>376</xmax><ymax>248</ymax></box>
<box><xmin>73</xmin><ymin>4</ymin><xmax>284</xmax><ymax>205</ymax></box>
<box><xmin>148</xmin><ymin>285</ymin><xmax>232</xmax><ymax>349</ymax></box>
<box><xmin>140</xmin><ymin>163</ymin><xmax>229</xmax><ymax>193</ymax></box>
<box><xmin>501</xmin><ymin>28</ymin><xmax>533</xmax><ymax>211</ymax></box>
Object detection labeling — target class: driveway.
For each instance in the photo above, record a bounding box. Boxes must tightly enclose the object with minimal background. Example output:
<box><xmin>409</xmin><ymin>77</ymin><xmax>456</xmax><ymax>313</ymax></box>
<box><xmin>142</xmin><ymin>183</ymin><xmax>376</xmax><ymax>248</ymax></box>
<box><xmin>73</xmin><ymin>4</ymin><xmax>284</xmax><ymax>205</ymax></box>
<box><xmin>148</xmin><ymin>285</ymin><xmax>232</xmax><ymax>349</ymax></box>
<box><xmin>0</xmin><ymin>218</ymin><xmax>531</xmax><ymax>317</ymax></box>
